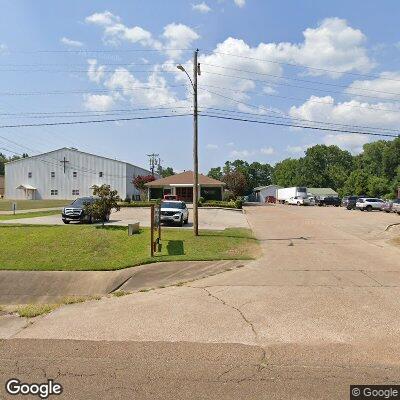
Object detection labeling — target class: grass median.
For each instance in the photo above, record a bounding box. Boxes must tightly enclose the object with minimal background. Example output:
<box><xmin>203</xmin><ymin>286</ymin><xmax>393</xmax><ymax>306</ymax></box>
<box><xmin>0</xmin><ymin>210</ymin><xmax>60</xmax><ymax>220</ymax></box>
<box><xmin>0</xmin><ymin>225</ymin><xmax>259</xmax><ymax>271</ymax></box>
<box><xmin>0</xmin><ymin>199</ymin><xmax>69</xmax><ymax>211</ymax></box>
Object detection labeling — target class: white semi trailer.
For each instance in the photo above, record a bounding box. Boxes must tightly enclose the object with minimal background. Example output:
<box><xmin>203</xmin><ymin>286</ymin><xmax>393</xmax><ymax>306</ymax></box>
<box><xmin>277</xmin><ymin>187</ymin><xmax>307</xmax><ymax>203</ymax></box>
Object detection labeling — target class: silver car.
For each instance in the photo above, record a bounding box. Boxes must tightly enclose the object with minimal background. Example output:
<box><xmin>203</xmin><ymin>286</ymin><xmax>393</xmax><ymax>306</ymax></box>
<box><xmin>392</xmin><ymin>199</ymin><xmax>400</xmax><ymax>214</ymax></box>
<box><xmin>356</xmin><ymin>198</ymin><xmax>385</xmax><ymax>212</ymax></box>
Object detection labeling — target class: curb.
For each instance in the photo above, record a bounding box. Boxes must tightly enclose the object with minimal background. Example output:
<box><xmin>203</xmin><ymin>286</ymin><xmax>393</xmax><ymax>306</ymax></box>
<box><xmin>385</xmin><ymin>222</ymin><xmax>400</xmax><ymax>232</ymax></box>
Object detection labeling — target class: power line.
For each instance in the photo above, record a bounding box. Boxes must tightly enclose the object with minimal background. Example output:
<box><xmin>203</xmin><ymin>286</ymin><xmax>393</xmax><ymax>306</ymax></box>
<box><xmin>203</xmin><ymin>49</ymin><xmax>400</xmax><ymax>83</ymax></box>
<box><xmin>201</xmin><ymin>63</ymin><xmax>400</xmax><ymax>98</ymax></box>
<box><xmin>202</xmin><ymin>70</ymin><xmax>400</xmax><ymax>103</ymax></box>
<box><xmin>199</xmin><ymin>106</ymin><xmax>400</xmax><ymax>134</ymax></box>
<box><xmin>201</xmin><ymin>113</ymin><xmax>399</xmax><ymax>138</ymax></box>
<box><xmin>0</xmin><ymin>113</ymin><xmax>191</xmax><ymax>129</ymax></box>
<box><xmin>4</xmin><ymin>48</ymin><xmax>192</xmax><ymax>54</ymax></box>
<box><xmin>198</xmin><ymin>84</ymin><xmax>400</xmax><ymax>115</ymax></box>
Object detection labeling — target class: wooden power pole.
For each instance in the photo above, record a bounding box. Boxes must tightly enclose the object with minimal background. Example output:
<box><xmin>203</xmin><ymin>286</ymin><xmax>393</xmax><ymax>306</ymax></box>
<box><xmin>193</xmin><ymin>49</ymin><xmax>199</xmax><ymax>236</ymax></box>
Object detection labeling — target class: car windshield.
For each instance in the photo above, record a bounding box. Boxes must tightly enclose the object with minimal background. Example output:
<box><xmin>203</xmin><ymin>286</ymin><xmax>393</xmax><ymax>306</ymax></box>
<box><xmin>161</xmin><ymin>201</ymin><xmax>185</xmax><ymax>209</ymax></box>
<box><xmin>357</xmin><ymin>198</ymin><xmax>365</xmax><ymax>203</ymax></box>
<box><xmin>70</xmin><ymin>198</ymin><xmax>93</xmax><ymax>207</ymax></box>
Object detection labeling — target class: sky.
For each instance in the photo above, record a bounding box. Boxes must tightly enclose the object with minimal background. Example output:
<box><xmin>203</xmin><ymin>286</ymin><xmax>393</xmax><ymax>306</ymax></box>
<box><xmin>0</xmin><ymin>0</ymin><xmax>399</xmax><ymax>173</ymax></box>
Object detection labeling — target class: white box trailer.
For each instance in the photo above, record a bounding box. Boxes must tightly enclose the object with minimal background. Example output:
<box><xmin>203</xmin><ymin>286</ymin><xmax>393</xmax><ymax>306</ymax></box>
<box><xmin>277</xmin><ymin>187</ymin><xmax>307</xmax><ymax>203</ymax></box>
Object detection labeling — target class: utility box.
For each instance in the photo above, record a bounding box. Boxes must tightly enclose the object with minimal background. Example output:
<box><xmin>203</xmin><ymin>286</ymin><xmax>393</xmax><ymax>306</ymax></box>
<box><xmin>128</xmin><ymin>222</ymin><xmax>140</xmax><ymax>235</ymax></box>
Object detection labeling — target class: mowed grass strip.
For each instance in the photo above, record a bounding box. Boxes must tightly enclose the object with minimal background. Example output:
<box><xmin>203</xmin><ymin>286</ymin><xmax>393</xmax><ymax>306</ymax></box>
<box><xmin>0</xmin><ymin>210</ymin><xmax>60</xmax><ymax>220</ymax></box>
<box><xmin>0</xmin><ymin>199</ymin><xmax>69</xmax><ymax>211</ymax></box>
<box><xmin>0</xmin><ymin>225</ymin><xmax>259</xmax><ymax>271</ymax></box>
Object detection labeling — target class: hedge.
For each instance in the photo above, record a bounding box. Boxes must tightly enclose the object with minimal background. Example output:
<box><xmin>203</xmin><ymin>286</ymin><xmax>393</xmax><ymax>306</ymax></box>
<box><xmin>118</xmin><ymin>201</ymin><xmax>157</xmax><ymax>207</ymax></box>
<box><xmin>199</xmin><ymin>200</ymin><xmax>242</xmax><ymax>209</ymax></box>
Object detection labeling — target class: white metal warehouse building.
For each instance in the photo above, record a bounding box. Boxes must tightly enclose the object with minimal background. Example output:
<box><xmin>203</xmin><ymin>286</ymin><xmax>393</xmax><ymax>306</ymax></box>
<box><xmin>5</xmin><ymin>147</ymin><xmax>152</xmax><ymax>200</ymax></box>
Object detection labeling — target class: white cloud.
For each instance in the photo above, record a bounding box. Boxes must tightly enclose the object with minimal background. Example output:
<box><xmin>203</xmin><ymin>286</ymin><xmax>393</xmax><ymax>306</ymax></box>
<box><xmin>85</xmin><ymin>11</ymin><xmax>120</xmax><ymax>26</ymax></box>
<box><xmin>60</xmin><ymin>37</ymin><xmax>84</xmax><ymax>47</ymax></box>
<box><xmin>206</xmin><ymin>144</ymin><xmax>219</xmax><ymax>150</ymax></box>
<box><xmin>260</xmin><ymin>146</ymin><xmax>274</xmax><ymax>155</ymax></box>
<box><xmin>289</xmin><ymin>95</ymin><xmax>400</xmax><ymax>129</ymax></box>
<box><xmin>285</xmin><ymin>17</ymin><xmax>375</xmax><ymax>77</ymax></box>
<box><xmin>0</xmin><ymin>43</ymin><xmax>7</xmax><ymax>53</ymax></box>
<box><xmin>234</xmin><ymin>0</ymin><xmax>246</xmax><ymax>7</ymax></box>
<box><xmin>346</xmin><ymin>71</ymin><xmax>400</xmax><ymax>100</ymax></box>
<box><xmin>230</xmin><ymin>149</ymin><xmax>253</xmax><ymax>158</ymax></box>
<box><xmin>323</xmin><ymin>133</ymin><xmax>370</xmax><ymax>153</ymax></box>
<box><xmin>162</xmin><ymin>23</ymin><xmax>200</xmax><ymax>57</ymax></box>
<box><xmin>105</xmin><ymin>67</ymin><xmax>181</xmax><ymax>108</ymax></box>
<box><xmin>286</xmin><ymin>145</ymin><xmax>311</xmax><ymax>154</ymax></box>
<box><xmin>227</xmin><ymin>142</ymin><xmax>235</xmax><ymax>147</ymax></box>
<box><xmin>192</xmin><ymin>2</ymin><xmax>211</xmax><ymax>13</ymax></box>
<box><xmin>83</xmin><ymin>94</ymin><xmax>115</xmax><ymax>111</ymax></box>
<box><xmin>289</xmin><ymin>95</ymin><xmax>400</xmax><ymax>152</ymax></box>
<box><xmin>85</xmin><ymin>11</ymin><xmax>199</xmax><ymax>57</ymax></box>
<box><xmin>263</xmin><ymin>86</ymin><xmax>277</xmax><ymax>95</ymax></box>
<box><xmin>87</xmin><ymin>59</ymin><xmax>106</xmax><ymax>83</ymax></box>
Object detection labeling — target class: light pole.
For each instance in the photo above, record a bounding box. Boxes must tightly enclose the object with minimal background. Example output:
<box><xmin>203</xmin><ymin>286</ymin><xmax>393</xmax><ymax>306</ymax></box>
<box><xmin>177</xmin><ymin>49</ymin><xmax>200</xmax><ymax>236</ymax></box>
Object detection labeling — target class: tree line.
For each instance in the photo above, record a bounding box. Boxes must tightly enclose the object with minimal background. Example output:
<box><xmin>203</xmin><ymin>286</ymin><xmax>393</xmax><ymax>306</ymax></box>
<box><xmin>0</xmin><ymin>153</ymin><xmax>29</xmax><ymax>175</ymax></box>
<box><xmin>207</xmin><ymin>138</ymin><xmax>400</xmax><ymax>199</ymax></box>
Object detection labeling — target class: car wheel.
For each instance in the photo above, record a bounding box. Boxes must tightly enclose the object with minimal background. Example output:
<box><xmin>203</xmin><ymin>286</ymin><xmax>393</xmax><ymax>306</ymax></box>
<box><xmin>62</xmin><ymin>219</ymin><xmax>70</xmax><ymax>224</ymax></box>
<box><xmin>297</xmin><ymin>202</ymin><xmax>301</xmax><ymax>206</ymax></box>
<box><xmin>178</xmin><ymin>215</ymin><xmax>184</xmax><ymax>227</ymax></box>
<box><xmin>366</xmin><ymin>205</ymin><xmax>372</xmax><ymax>212</ymax></box>
<box><xmin>184</xmin><ymin>215</ymin><xmax>189</xmax><ymax>224</ymax></box>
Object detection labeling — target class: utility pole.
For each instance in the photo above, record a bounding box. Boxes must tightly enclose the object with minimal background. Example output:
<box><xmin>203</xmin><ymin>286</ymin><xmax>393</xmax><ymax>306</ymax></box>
<box><xmin>147</xmin><ymin>153</ymin><xmax>159</xmax><ymax>177</ymax></box>
<box><xmin>193</xmin><ymin>49</ymin><xmax>199</xmax><ymax>236</ymax></box>
<box><xmin>177</xmin><ymin>49</ymin><xmax>200</xmax><ymax>236</ymax></box>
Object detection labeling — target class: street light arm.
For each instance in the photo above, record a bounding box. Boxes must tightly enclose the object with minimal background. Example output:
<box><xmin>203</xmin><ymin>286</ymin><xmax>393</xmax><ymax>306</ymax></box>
<box><xmin>177</xmin><ymin>65</ymin><xmax>194</xmax><ymax>88</ymax></box>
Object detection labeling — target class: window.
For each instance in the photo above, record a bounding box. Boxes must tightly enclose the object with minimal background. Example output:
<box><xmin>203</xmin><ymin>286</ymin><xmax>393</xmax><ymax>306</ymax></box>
<box><xmin>28</xmin><ymin>172</ymin><xmax>32</xmax><ymax>178</ymax></box>
<box><xmin>72</xmin><ymin>189</ymin><xmax>80</xmax><ymax>196</ymax></box>
<box><xmin>51</xmin><ymin>172</ymin><xmax>55</xmax><ymax>178</ymax></box>
<box><xmin>99</xmin><ymin>172</ymin><xmax>103</xmax><ymax>178</ymax></box>
<box><xmin>73</xmin><ymin>171</ymin><xmax>77</xmax><ymax>178</ymax></box>
<box><xmin>50</xmin><ymin>190</ymin><xmax>58</xmax><ymax>196</ymax></box>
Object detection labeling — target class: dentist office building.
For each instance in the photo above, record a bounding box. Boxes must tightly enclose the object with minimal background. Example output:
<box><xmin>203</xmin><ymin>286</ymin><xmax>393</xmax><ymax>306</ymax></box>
<box><xmin>4</xmin><ymin>147</ymin><xmax>152</xmax><ymax>200</ymax></box>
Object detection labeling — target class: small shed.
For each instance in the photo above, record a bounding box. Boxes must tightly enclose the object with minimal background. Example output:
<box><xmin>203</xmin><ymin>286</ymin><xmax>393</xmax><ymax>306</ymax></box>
<box><xmin>253</xmin><ymin>185</ymin><xmax>281</xmax><ymax>203</ymax></box>
<box><xmin>307</xmin><ymin>187</ymin><xmax>338</xmax><ymax>199</ymax></box>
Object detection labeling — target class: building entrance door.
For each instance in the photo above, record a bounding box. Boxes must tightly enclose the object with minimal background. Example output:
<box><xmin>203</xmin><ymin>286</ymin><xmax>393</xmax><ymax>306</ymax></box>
<box><xmin>175</xmin><ymin>187</ymin><xmax>193</xmax><ymax>202</ymax></box>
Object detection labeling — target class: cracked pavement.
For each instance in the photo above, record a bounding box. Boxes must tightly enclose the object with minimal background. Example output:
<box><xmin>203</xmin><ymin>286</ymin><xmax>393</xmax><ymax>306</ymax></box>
<box><xmin>1</xmin><ymin>205</ymin><xmax>400</xmax><ymax>399</ymax></box>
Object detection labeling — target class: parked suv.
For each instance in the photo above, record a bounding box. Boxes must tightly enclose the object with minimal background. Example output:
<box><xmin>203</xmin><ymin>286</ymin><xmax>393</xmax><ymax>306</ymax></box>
<box><xmin>316</xmin><ymin>196</ymin><xmax>341</xmax><ymax>207</ymax></box>
<box><xmin>356</xmin><ymin>198</ymin><xmax>385</xmax><ymax>212</ymax></box>
<box><xmin>342</xmin><ymin>196</ymin><xmax>359</xmax><ymax>210</ymax></box>
<box><xmin>160</xmin><ymin>200</ymin><xmax>189</xmax><ymax>226</ymax></box>
<box><xmin>62</xmin><ymin>197</ymin><xmax>105</xmax><ymax>224</ymax></box>
<box><xmin>287</xmin><ymin>196</ymin><xmax>311</xmax><ymax>206</ymax></box>
<box><xmin>392</xmin><ymin>199</ymin><xmax>400</xmax><ymax>214</ymax></box>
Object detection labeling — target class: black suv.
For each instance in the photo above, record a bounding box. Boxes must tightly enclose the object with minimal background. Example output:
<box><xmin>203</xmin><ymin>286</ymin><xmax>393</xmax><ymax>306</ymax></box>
<box><xmin>316</xmin><ymin>196</ymin><xmax>341</xmax><ymax>207</ymax></box>
<box><xmin>342</xmin><ymin>196</ymin><xmax>359</xmax><ymax>210</ymax></box>
<box><xmin>62</xmin><ymin>197</ymin><xmax>105</xmax><ymax>224</ymax></box>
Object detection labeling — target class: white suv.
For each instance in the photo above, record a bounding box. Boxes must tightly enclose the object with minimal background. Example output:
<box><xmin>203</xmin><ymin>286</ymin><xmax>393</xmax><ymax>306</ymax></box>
<box><xmin>160</xmin><ymin>200</ymin><xmax>189</xmax><ymax>226</ymax></box>
<box><xmin>356</xmin><ymin>197</ymin><xmax>385</xmax><ymax>211</ymax></box>
<box><xmin>287</xmin><ymin>196</ymin><xmax>311</xmax><ymax>206</ymax></box>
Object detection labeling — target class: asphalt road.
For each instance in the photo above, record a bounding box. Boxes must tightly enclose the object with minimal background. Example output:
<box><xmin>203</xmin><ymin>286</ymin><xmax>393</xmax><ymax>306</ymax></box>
<box><xmin>1</xmin><ymin>205</ymin><xmax>399</xmax><ymax>399</ymax></box>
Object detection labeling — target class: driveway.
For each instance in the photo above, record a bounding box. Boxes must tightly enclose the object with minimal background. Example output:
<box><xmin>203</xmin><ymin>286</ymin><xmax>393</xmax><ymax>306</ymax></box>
<box><xmin>1</xmin><ymin>206</ymin><xmax>400</xmax><ymax>399</ymax></box>
<box><xmin>0</xmin><ymin>206</ymin><xmax>249</xmax><ymax>230</ymax></box>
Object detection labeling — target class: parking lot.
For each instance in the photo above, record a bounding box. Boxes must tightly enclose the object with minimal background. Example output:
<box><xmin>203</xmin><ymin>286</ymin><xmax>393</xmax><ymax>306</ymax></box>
<box><xmin>0</xmin><ymin>206</ymin><xmax>250</xmax><ymax>230</ymax></box>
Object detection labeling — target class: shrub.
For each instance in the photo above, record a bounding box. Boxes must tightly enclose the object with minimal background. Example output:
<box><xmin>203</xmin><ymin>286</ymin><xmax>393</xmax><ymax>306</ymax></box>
<box><xmin>198</xmin><ymin>197</ymin><xmax>205</xmax><ymax>206</ymax></box>
<box><xmin>222</xmin><ymin>190</ymin><xmax>235</xmax><ymax>201</ymax></box>
<box><xmin>235</xmin><ymin>197</ymin><xmax>243</xmax><ymax>209</ymax></box>
<box><xmin>124</xmin><ymin>196</ymin><xmax>131</xmax><ymax>203</ymax></box>
<box><xmin>201</xmin><ymin>200</ymin><xmax>241</xmax><ymax>209</ymax></box>
<box><xmin>118</xmin><ymin>201</ymin><xmax>156</xmax><ymax>207</ymax></box>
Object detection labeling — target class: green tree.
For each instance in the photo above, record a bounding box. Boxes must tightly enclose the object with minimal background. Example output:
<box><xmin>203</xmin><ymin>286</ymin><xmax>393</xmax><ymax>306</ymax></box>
<box><xmin>367</xmin><ymin>175</ymin><xmax>390</xmax><ymax>198</ymax></box>
<box><xmin>207</xmin><ymin>167</ymin><xmax>223</xmax><ymax>181</ymax></box>
<box><xmin>342</xmin><ymin>170</ymin><xmax>369</xmax><ymax>196</ymax></box>
<box><xmin>273</xmin><ymin>158</ymin><xmax>301</xmax><ymax>187</ymax></box>
<box><xmin>86</xmin><ymin>184</ymin><xmax>121</xmax><ymax>227</ymax></box>
<box><xmin>159</xmin><ymin>166</ymin><xmax>174</xmax><ymax>178</ymax></box>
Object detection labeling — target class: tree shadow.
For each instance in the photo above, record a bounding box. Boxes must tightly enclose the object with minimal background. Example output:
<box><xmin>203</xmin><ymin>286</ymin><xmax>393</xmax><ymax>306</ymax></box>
<box><xmin>166</xmin><ymin>240</ymin><xmax>185</xmax><ymax>255</ymax></box>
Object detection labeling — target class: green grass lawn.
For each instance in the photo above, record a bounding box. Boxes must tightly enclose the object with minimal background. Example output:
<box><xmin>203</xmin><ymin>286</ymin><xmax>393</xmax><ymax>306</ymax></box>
<box><xmin>0</xmin><ymin>210</ymin><xmax>60</xmax><ymax>220</ymax></box>
<box><xmin>0</xmin><ymin>199</ymin><xmax>69</xmax><ymax>211</ymax></box>
<box><xmin>0</xmin><ymin>225</ymin><xmax>259</xmax><ymax>271</ymax></box>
